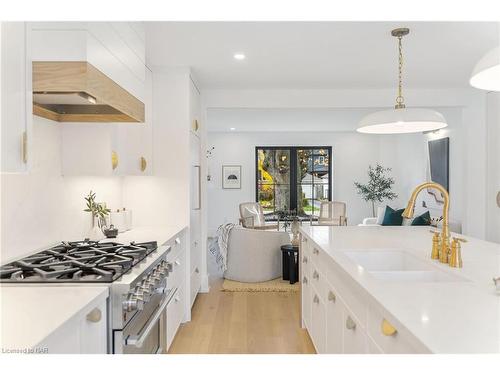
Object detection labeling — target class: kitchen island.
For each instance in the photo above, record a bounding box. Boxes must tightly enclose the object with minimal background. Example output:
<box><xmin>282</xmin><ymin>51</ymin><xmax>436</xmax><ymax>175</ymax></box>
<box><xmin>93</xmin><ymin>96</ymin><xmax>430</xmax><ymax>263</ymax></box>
<box><xmin>299</xmin><ymin>225</ymin><xmax>500</xmax><ymax>353</ymax></box>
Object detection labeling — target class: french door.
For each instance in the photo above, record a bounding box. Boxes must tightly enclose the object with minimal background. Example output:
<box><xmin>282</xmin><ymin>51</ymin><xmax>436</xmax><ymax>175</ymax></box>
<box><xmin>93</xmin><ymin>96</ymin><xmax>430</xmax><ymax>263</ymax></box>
<box><xmin>255</xmin><ymin>146</ymin><xmax>332</xmax><ymax>218</ymax></box>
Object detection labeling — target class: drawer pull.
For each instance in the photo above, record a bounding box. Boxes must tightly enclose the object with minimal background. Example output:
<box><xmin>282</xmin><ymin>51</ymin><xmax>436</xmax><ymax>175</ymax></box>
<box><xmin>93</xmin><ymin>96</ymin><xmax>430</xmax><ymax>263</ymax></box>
<box><xmin>346</xmin><ymin>316</ymin><xmax>356</xmax><ymax>330</ymax></box>
<box><xmin>313</xmin><ymin>295</ymin><xmax>319</xmax><ymax>304</ymax></box>
<box><xmin>328</xmin><ymin>291</ymin><xmax>336</xmax><ymax>303</ymax></box>
<box><xmin>302</xmin><ymin>256</ymin><xmax>308</xmax><ymax>264</ymax></box>
<box><xmin>86</xmin><ymin>308</ymin><xmax>102</xmax><ymax>323</ymax></box>
<box><xmin>175</xmin><ymin>237</ymin><xmax>181</xmax><ymax>245</ymax></box>
<box><xmin>313</xmin><ymin>248</ymin><xmax>319</xmax><ymax>255</ymax></box>
<box><xmin>302</xmin><ymin>276</ymin><xmax>308</xmax><ymax>284</ymax></box>
<box><xmin>312</xmin><ymin>270</ymin><xmax>319</xmax><ymax>280</ymax></box>
<box><xmin>175</xmin><ymin>260</ymin><xmax>181</xmax><ymax>266</ymax></box>
<box><xmin>195</xmin><ymin>267</ymin><xmax>200</xmax><ymax>273</ymax></box>
<box><xmin>381</xmin><ymin>319</ymin><xmax>397</xmax><ymax>337</ymax></box>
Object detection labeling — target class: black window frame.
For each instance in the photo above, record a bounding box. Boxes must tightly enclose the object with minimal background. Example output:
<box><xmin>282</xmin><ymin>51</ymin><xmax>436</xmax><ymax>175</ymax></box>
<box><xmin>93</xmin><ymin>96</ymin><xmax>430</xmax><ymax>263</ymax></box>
<box><xmin>255</xmin><ymin>146</ymin><xmax>332</xmax><ymax>217</ymax></box>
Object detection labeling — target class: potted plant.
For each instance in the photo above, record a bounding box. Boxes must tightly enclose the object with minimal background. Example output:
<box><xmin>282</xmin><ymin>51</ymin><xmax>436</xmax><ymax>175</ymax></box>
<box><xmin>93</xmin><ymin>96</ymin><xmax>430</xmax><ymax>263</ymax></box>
<box><xmin>354</xmin><ymin>164</ymin><xmax>398</xmax><ymax>217</ymax></box>
<box><xmin>84</xmin><ymin>191</ymin><xmax>111</xmax><ymax>239</ymax></box>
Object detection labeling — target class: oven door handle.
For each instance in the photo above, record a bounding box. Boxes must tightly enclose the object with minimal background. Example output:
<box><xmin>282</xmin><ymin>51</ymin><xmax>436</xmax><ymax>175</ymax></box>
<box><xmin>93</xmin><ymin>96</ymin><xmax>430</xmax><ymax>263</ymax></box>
<box><xmin>125</xmin><ymin>287</ymin><xmax>177</xmax><ymax>348</ymax></box>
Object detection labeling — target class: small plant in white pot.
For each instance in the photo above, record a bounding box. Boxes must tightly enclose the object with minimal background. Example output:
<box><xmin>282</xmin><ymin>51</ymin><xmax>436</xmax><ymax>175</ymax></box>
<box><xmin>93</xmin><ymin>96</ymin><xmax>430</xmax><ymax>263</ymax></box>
<box><xmin>84</xmin><ymin>191</ymin><xmax>111</xmax><ymax>239</ymax></box>
<box><xmin>354</xmin><ymin>164</ymin><xmax>398</xmax><ymax>217</ymax></box>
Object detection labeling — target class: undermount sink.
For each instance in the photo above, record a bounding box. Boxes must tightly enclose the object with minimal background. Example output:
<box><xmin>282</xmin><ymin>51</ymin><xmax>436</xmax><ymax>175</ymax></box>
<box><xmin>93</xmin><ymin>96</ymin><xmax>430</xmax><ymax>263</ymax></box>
<box><xmin>342</xmin><ymin>250</ymin><xmax>468</xmax><ymax>283</ymax></box>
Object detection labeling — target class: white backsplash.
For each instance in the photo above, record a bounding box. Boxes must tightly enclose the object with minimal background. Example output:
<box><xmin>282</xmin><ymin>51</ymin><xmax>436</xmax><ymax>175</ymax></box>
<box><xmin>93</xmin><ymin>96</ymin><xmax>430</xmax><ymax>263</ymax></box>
<box><xmin>0</xmin><ymin>116</ymin><xmax>123</xmax><ymax>263</ymax></box>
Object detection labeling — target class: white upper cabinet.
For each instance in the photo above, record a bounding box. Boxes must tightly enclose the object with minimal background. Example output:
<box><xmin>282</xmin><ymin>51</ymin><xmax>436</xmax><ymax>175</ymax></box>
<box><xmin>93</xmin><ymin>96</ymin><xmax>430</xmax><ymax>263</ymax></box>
<box><xmin>111</xmin><ymin>68</ymin><xmax>154</xmax><ymax>176</ymax></box>
<box><xmin>1</xmin><ymin>22</ymin><xmax>32</xmax><ymax>173</ymax></box>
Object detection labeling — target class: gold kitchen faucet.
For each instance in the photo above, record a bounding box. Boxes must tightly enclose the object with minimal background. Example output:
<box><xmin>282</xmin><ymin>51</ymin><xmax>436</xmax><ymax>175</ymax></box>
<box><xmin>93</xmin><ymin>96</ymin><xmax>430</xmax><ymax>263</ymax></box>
<box><xmin>403</xmin><ymin>182</ymin><xmax>466</xmax><ymax>267</ymax></box>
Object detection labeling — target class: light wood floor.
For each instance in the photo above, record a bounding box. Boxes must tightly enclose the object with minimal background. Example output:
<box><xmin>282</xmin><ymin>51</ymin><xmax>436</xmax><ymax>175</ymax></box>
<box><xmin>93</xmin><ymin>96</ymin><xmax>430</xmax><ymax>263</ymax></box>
<box><xmin>168</xmin><ymin>278</ymin><xmax>315</xmax><ymax>354</ymax></box>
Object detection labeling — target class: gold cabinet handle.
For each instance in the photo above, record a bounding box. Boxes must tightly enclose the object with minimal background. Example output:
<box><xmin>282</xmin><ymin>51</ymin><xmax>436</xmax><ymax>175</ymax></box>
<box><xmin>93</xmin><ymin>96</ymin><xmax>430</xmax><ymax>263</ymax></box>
<box><xmin>381</xmin><ymin>319</ymin><xmax>397</xmax><ymax>336</ymax></box>
<box><xmin>111</xmin><ymin>151</ymin><xmax>119</xmax><ymax>170</ymax></box>
<box><xmin>140</xmin><ymin>156</ymin><xmax>147</xmax><ymax>172</ymax></box>
<box><xmin>22</xmin><ymin>131</ymin><xmax>28</xmax><ymax>164</ymax></box>
<box><xmin>86</xmin><ymin>308</ymin><xmax>102</xmax><ymax>323</ymax></box>
<box><xmin>328</xmin><ymin>291</ymin><xmax>336</xmax><ymax>303</ymax></box>
<box><xmin>346</xmin><ymin>316</ymin><xmax>356</xmax><ymax>330</ymax></box>
<box><xmin>192</xmin><ymin>119</ymin><xmax>199</xmax><ymax>131</ymax></box>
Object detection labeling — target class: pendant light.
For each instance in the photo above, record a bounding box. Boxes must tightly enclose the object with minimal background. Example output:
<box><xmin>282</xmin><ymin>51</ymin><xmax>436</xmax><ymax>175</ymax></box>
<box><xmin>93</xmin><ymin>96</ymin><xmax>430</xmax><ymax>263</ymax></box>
<box><xmin>470</xmin><ymin>24</ymin><xmax>500</xmax><ymax>91</ymax></box>
<box><xmin>357</xmin><ymin>28</ymin><xmax>448</xmax><ymax>134</ymax></box>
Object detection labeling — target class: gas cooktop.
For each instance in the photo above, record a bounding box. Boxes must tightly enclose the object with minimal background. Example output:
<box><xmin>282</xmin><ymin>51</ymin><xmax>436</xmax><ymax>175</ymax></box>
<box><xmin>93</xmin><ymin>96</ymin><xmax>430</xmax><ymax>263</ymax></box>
<box><xmin>0</xmin><ymin>239</ymin><xmax>158</xmax><ymax>283</ymax></box>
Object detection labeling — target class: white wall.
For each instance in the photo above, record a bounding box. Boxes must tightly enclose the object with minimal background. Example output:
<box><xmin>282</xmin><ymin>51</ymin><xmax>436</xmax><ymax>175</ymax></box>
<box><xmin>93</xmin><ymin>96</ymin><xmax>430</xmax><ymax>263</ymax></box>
<box><xmin>207</xmin><ymin>130</ymin><xmax>382</xmax><ymax>233</ymax></box>
<box><xmin>0</xmin><ymin>116</ymin><xmax>123</xmax><ymax>263</ymax></box>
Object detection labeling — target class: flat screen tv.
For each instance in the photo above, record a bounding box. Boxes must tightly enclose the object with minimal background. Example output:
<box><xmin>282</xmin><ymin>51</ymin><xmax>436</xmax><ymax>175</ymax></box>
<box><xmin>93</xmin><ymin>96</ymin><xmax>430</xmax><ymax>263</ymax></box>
<box><xmin>428</xmin><ymin>137</ymin><xmax>449</xmax><ymax>192</ymax></box>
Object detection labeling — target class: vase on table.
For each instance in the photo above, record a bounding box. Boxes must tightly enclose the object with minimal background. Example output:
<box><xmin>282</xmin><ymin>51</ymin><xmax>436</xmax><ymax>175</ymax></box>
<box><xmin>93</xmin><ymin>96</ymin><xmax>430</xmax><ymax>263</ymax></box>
<box><xmin>291</xmin><ymin>217</ymin><xmax>300</xmax><ymax>246</ymax></box>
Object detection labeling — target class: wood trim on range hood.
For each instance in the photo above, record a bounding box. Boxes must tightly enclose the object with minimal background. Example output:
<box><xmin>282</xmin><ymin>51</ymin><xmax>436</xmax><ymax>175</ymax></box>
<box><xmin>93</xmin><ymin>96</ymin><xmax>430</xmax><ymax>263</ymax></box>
<box><xmin>33</xmin><ymin>61</ymin><xmax>145</xmax><ymax>123</ymax></box>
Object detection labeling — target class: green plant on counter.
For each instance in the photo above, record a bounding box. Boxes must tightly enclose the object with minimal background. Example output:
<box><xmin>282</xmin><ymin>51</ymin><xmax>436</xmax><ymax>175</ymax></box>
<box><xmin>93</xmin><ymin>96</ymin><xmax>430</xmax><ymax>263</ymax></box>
<box><xmin>84</xmin><ymin>191</ymin><xmax>111</xmax><ymax>230</ymax></box>
<box><xmin>354</xmin><ymin>164</ymin><xmax>398</xmax><ymax>217</ymax></box>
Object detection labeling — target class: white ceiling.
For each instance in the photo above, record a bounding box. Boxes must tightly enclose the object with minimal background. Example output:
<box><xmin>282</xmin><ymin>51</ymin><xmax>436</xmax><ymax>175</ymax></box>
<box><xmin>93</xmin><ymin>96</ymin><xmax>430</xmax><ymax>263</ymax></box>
<box><xmin>145</xmin><ymin>22</ymin><xmax>499</xmax><ymax>89</ymax></box>
<box><xmin>206</xmin><ymin>107</ymin><xmax>462</xmax><ymax>132</ymax></box>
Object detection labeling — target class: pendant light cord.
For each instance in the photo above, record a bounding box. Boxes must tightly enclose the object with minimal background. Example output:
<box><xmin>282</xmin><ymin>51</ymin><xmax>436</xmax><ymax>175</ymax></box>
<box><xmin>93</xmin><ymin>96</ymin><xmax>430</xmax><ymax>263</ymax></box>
<box><xmin>395</xmin><ymin>35</ymin><xmax>405</xmax><ymax>109</ymax></box>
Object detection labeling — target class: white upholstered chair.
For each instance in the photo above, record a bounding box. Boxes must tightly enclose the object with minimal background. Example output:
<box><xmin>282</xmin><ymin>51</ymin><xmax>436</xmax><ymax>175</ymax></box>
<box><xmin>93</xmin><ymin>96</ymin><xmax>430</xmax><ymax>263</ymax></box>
<box><xmin>310</xmin><ymin>201</ymin><xmax>347</xmax><ymax>226</ymax></box>
<box><xmin>239</xmin><ymin>202</ymin><xmax>279</xmax><ymax>230</ymax></box>
<box><xmin>224</xmin><ymin>227</ymin><xmax>291</xmax><ymax>282</ymax></box>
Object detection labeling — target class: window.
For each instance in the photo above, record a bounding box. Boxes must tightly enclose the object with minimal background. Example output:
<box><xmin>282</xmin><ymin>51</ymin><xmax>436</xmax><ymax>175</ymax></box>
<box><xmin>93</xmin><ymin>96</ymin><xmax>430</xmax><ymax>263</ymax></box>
<box><xmin>255</xmin><ymin>146</ymin><xmax>332</xmax><ymax>219</ymax></box>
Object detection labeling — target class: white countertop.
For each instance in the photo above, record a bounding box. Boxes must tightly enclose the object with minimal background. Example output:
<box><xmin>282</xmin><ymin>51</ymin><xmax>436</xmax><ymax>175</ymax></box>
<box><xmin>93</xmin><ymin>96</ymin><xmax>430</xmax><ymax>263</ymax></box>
<box><xmin>299</xmin><ymin>225</ymin><xmax>500</xmax><ymax>353</ymax></box>
<box><xmin>0</xmin><ymin>285</ymin><xmax>108</xmax><ymax>350</ymax></box>
<box><xmin>0</xmin><ymin>225</ymin><xmax>187</xmax><ymax>351</ymax></box>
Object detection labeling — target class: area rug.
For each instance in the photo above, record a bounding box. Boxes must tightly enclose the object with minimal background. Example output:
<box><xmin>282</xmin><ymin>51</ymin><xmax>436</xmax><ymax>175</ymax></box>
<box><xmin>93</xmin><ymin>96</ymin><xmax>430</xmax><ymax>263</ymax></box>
<box><xmin>221</xmin><ymin>278</ymin><xmax>299</xmax><ymax>292</ymax></box>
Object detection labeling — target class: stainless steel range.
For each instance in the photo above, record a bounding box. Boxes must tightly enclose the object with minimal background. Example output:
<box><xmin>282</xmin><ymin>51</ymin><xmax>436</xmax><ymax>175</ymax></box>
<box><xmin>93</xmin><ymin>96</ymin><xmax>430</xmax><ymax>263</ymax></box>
<box><xmin>0</xmin><ymin>239</ymin><xmax>176</xmax><ymax>354</ymax></box>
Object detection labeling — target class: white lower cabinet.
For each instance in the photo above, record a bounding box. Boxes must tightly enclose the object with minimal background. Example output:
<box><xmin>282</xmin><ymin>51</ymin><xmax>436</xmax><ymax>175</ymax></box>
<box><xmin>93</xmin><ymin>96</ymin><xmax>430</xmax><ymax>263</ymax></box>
<box><xmin>166</xmin><ymin>286</ymin><xmax>184</xmax><ymax>350</ymax></box>
<box><xmin>164</xmin><ymin>231</ymin><xmax>187</xmax><ymax>352</ymax></box>
<box><xmin>301</xmin><ymin>238</ymin><xmax>425</xmax><ymax>354</ymax></box>
<box><xmin>325</xmin><ymin>287</ymin><xmax>343</xmax><ymax>354</ymax></box>
<box><xmin>38</xmin><ymin>297</ymin><xmax>107</xmax><ymax>354</ymax></box>
<box><xmin>342</xmin><ymin>308</ymin><xmax>368</xmax><ymax>354</ymax></box>
<box><xmin>301</xmin><ymin>274</ymin><xmax>312</xmax><ymax>331</ymax></box>
<box><xmin>310</xmin><ymin>286</ymin><xmax>327</xmax><ymax>354</ymax></box>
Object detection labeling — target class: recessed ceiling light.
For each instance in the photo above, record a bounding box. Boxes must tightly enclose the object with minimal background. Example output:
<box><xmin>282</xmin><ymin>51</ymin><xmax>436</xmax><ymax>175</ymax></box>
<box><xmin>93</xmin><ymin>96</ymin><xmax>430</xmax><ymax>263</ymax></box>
<box><xmin>230</xmin><ymin>127</ymin><xmax>236</xmax><ymax>131</ymax></box>
<box><xmin>233</xmin><ymin>53</ymin><xmax>245</xmax><ymax>60</ymax></box>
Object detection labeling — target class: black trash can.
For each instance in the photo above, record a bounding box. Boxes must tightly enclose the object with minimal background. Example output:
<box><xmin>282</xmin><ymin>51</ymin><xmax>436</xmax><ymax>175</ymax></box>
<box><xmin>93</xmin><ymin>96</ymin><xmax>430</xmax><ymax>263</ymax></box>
<box><xmin>280</xmin><ymin>244</ymin><xmax>299</xmax><ymax>284</ymax></box>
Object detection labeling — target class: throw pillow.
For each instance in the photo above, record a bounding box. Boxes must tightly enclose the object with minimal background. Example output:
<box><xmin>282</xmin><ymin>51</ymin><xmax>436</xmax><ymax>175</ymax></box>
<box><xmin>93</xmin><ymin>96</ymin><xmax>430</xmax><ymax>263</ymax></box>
<box><xmin>381</xmin><ymin>206</ymin><xmax>404</xmax><ymax>226</ymax></box>
<box><xmin>411</xmin><ymin>211</ymin><xmax>431</xmax><ymax>226</ymax></box>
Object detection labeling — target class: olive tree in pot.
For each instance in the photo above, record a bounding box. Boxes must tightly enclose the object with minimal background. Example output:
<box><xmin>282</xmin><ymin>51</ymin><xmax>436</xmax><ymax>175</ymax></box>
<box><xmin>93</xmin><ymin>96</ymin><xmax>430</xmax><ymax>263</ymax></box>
<box><xmin>354</xmin><ymin>164</ymin><xmax>397</xmax><ymax>217</ymax></box>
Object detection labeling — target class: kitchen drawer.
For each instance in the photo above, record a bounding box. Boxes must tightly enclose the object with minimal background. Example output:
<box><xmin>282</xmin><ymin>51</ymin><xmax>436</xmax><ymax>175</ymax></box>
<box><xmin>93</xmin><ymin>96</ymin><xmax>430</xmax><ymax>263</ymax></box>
<box><xmin>167</xmin><ymin>249</ymin><xmax>185</xmax><ymax>291</ymax></box>
<box><xmin>190</xmin><ymin>265</ymin><xmax>201</xmax><ymax>307</ymax></box>
<box><xmin>166</xmin><ymin>287</ymin><xmax>184</xmax><ymax>350</ymax></box>
<box><xmin>301</xmin><ymin>250</ymin><xmax>310</xmax><ymax>280</ymax></box>
<box><xmin>301</xmin><ymin>273</ymin><xmax>312</xmax><ymax>330</ymax></box>
<box><xmin>301</xmin><ymin>235</ymin><xmax>311</xmax><ymax>257</ymax></box>
<box><xmin>190</xmin><ymin>238</ymin><xmax>201</xmax><ymax>274</ymax></box>
<box><xmin>324</xmin><ymin>283</ymin><xmax>343</xmax><ymax>354</ymax></box>
<box><xmin>324</xmin><ymin>259</ymin><xmax>368</xmax><ymax>328</ymax></box>
<box><xmin>310</xmin><ymin>284</ymin><xmax>327</xmax><ymax>354</ymax></box>
<box><xmin>343</xmin><ymin>306</ymin><xmax>368</xmax><ymax>354</ymax></box>
<box><xmin>310</xmin><ymin>263</ymin><xmax>326</xmax><ymax>301</ymax></box>
<box><xmin>367</xmin><ymin>305</ymin><xmax>423</xmax><ymax>354</ymax></box>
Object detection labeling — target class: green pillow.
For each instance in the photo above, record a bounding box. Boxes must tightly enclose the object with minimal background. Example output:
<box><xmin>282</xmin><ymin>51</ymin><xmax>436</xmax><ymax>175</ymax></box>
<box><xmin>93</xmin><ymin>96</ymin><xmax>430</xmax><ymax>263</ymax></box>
<box><xmin>381</xmin><ymin>206</ymin><xmax>404</xmax><ymax>226</ymax></box>
<box><xmin>411</xmin><ymin>211</ymin><xmax>431</xmax><ymax>226</ymax></box>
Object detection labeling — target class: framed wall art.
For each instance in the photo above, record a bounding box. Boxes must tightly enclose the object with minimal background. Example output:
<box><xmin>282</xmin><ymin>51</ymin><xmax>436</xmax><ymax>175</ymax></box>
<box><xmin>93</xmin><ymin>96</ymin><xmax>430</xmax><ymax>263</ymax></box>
<box><xmin>222</xmin><ymin>165</ymin><xmax>241</xmax><ymax>189</ymax></box>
